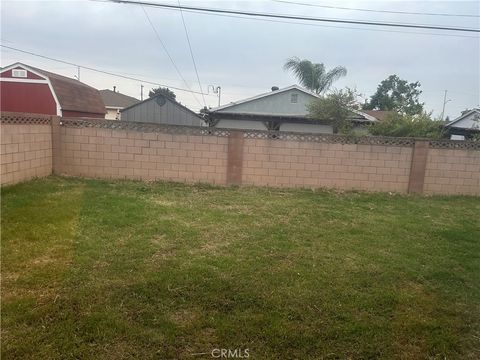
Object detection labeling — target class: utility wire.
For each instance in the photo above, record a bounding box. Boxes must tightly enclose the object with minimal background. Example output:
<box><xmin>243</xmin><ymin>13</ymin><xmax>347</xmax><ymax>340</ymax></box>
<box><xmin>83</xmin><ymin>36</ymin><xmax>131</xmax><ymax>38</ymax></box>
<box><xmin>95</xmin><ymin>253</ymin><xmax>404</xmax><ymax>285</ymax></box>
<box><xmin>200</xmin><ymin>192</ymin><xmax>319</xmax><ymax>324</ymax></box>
<box><xmin>176</xmin><ymin>0</ymin><xmax>206</xmax><ymax>107</ymax></box>
<box><xmin>173</xmin><ymin>7</ymin><xmax>478</xmax><ymax>39</ymax></box>
<box><xmin>142</xmin><ymin>6</ymin><xmax>202</xmax><ymax>106</ymax></box>
<box><xmin>0</xmin><ymin>44</ymin><xmax>208</xmax><ymax>95</ymax></box>
<box><xmin>104</xmin><ymin>0</ymin><xmax>480</xmax><ymax>33</ymax></box>
<box><xmin>271</xmin><ymin>0</ymin><xmax>480</xmax><ymax>18</ymax></box>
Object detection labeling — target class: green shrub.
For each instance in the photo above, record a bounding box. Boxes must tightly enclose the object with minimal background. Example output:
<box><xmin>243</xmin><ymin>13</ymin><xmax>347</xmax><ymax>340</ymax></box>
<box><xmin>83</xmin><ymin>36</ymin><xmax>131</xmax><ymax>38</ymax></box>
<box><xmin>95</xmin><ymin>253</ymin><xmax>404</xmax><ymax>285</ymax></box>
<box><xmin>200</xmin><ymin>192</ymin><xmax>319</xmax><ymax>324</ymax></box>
<box><xmin>368</xmin><ymin>112</ymin><xmax>445</xmax><ymax>138</ymax></box>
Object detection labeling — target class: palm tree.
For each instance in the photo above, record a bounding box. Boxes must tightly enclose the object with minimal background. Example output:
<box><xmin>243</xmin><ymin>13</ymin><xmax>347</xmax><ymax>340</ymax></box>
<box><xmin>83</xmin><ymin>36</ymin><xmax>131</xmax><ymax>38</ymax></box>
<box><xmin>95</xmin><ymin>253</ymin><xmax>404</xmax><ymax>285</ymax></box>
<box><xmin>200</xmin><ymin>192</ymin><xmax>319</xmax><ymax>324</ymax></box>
<box><xmin>283</xmin><ymin>57</ymin><xmax>347</xmax><ymax>95</ymax></box>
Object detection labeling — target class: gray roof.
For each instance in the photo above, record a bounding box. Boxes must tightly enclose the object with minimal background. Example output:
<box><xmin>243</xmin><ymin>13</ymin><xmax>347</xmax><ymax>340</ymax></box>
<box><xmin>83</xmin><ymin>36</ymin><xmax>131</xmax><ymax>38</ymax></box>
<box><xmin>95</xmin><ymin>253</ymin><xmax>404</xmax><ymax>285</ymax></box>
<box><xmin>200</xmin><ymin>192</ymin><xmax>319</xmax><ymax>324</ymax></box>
<box><xmin>121</xmin><ymin>94</ymin><xmax>202</xmax><ymax>118</ymax></box>
<box><xmin>446</xmin><ymin>108</ymin><xmax>480</xmax><ymax>128</ymax></box>
<box><xmin>209</xmin><ymin>85</ymin><xmax>318</xmax><ymax>113</ymax></box>
<box><xmin>99</xmin><ymin>89</ymin><xmax>139</xmax><ymax>108</ymax></box>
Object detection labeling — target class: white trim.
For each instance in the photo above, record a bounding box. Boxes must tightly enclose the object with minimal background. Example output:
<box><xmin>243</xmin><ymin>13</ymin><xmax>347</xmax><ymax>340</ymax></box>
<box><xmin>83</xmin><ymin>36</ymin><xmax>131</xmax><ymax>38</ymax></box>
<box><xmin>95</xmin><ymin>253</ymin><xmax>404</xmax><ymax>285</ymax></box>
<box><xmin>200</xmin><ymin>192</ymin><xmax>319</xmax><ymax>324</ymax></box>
<box><xmin>446</xmin><ymin>108</ymin><xmax>480</xmax><ymax>127</ymax></box>
<box><xmin>0</xmin><ymin>77</ymin><xmax>49</xmax><ymax>84</ymax></box>
<box><xmin>353</xmin><ymin>109</ymin><xmax>377</xmax><ymax>122</ymax></box>
<box><xmin>47</xmin><ymin>78</ymin><xmax>62</xmax><ymax>116</ymax></box>
<box><xmin>209</xmin><ymin>85</ymin><xmax>319</xmax><ymax>112</ymax></box>
<box><xmin>0</xmin><ymin>62</ymin><xmax>62</xmax><ymax>116</ymax></box>
<box><xmin>12</xmin><ymin>69</ymin><xmax>27</xmax><ymax>78</ymax></box>
<box><xmin>0</xmin><ymin>62</ymin><xmax>48</xmax><ymax>79</ymax></box>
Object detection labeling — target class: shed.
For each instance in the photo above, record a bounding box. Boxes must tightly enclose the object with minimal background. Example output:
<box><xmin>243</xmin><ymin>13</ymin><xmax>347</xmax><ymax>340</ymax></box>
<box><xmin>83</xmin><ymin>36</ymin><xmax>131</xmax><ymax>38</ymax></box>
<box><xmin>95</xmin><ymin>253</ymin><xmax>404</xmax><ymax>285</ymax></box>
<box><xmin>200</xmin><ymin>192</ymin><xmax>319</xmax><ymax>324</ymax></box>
<box><xmin>120</xmin><ymin>94</ymin><xmax>204</xmax><ymax>126</ymax></box>
<box><xmin>0</xmin><ymin>62</ymin><xmax>105</xmax><ymax>118</ymax></box>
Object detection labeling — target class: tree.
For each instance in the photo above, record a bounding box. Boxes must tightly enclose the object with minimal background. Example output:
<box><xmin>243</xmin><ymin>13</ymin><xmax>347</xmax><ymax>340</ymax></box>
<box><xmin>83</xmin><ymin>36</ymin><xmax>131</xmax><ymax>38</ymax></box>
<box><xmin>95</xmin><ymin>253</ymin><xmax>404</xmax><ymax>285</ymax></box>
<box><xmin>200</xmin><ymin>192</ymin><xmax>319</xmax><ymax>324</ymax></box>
<box><xmin>308</xmin><ymin>88</ymin><xmax>359</xmax><ymax>134</ymax></box>
<box><xmin>368</xmin><ymin>112</ymin><xmax>444</xmax><ymax>138</ymax></box>
<box><xmin>149</xmin><ymin>87</ymin><xmax>176</xmax><ymax>101</ymax></box>
<box><xmin>283</xmin><ymin>57</ymin><xmax>347</xmax><ymax>94</ymax></box>
<box><xmin>363</xmin><ymin>75</ymin><xmax>424</xmax><ymax>115</ymax></box>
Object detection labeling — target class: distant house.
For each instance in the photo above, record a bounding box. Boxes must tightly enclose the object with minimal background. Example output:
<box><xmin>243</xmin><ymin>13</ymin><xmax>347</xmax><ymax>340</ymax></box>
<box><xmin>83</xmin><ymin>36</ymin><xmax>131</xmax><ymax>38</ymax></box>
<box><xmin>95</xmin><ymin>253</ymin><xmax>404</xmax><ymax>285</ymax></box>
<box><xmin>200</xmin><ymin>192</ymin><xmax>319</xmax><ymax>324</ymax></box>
<box><xmin>121</xmin><ymin>94</ymin><xmax>204</xmax><ymax>126</ymax></box>
<box><xmin>204</xmin><ymin>85</ymin><xmax>378</xmax><ymax>134</ymax></box>
<box><xmin>0</xmin><ymin>62</ymin><xmax>105</xmax><ymax>118</ymax></box>
<box><xmin>445</xmin><ymin>108</ymin><xmax>480</xmax><ymax>140</ymax></box>
<box><xmin>99</xmin><ymin>88</ymin><xmax>139</xmax><ymax>120</ymax></box>
<box><xmin>360</xmin><ymin>110</ymin><xmax>393</xmax><ymax>122</ymax></box>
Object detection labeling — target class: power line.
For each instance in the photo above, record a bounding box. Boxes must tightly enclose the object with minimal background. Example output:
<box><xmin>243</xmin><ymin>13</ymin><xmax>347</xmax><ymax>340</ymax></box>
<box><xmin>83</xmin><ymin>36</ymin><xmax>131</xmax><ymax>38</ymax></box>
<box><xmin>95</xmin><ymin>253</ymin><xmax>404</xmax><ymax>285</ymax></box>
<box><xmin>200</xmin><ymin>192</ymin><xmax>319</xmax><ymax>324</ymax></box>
<box><xmin>173</xmin><ymin>7</ymin><xmax>478</xmax><ymax>39</ymax></box>
<box><xmin>104</xmin><ymin>0</ymin><xmax>480</xmax><ymax>33</ymax></box>
<box><xmin>141</xmin><ymin>6</ymin><xmax>202</xmax><ymax>106</ymax></box>
<box><xmin>271</xmin><ymin>0</ymin><xmax>480</xmax><ymax>18</ymax></box>
<box><xmin>176</xmin><ymin>0</ymin><xmax>206</xmax><ymax>107</ymax></box>
<box><xmin>0</xmin><ymin>44</ymin><xmax>208</xmax><ymax>95</ymax></box>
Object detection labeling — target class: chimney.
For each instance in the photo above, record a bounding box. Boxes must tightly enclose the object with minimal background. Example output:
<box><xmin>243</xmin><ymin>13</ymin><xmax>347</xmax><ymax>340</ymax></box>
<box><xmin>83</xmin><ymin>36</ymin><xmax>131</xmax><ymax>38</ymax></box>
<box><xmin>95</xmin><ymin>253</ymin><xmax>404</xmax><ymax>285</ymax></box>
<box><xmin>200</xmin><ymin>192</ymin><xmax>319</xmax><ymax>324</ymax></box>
<box><xmin>113</xmin><ymin>86</ymin><xmax>116</xmax><ymax>93</ymax></box>
<box><xmin>271</xmin><ymin>86</ymin><xmax>279</xmax><ymax>91</ymax></box>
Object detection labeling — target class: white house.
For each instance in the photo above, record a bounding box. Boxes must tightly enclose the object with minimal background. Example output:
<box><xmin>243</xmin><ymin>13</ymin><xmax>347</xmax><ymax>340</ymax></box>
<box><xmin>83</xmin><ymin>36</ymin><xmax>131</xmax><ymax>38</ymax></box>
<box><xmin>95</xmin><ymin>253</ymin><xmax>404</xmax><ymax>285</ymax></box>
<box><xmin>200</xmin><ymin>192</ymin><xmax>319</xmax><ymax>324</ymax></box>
<box><xmin>445</xmin><ymin>108</ymin><xmax>480</xmax><ymax>140</ymax></box>
<box><xmin>205</xmin><ymin>85</ymin><xmax>378</xmax><ymax>134</ymax></box>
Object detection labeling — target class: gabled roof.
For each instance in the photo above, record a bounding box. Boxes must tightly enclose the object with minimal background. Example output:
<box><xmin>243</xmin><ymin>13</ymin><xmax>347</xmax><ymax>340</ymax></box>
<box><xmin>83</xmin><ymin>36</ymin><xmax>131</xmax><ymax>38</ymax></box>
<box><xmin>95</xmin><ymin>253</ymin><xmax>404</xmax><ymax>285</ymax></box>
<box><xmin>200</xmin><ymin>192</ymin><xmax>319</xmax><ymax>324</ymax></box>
<box><xmin>99</xmin><ymin>89</ymin><xmax>139</xmax><ymax>108</ymax></box>
<box><xmin>446</xmin><ymin>108</ymin><xmax>480</xmax><ymax>127</ymax></box>
<box><xmin>209</xmin><ymin>85</ymin><xmax>319</xmax><ymax>112</ymax></box>
<box><xmin>1</xmin><ymin>63</ymin><xmax>105</xmax><ymax>115</ymax></box>
<box><xmin>121</xmin><ymin>94</ymin><xmax>203</xmax><ymax>119</ymax></box>
<box><xmin>360</xmin><ymin>110</ymin><xmax>393</xmax><ymax>121</ymax></box>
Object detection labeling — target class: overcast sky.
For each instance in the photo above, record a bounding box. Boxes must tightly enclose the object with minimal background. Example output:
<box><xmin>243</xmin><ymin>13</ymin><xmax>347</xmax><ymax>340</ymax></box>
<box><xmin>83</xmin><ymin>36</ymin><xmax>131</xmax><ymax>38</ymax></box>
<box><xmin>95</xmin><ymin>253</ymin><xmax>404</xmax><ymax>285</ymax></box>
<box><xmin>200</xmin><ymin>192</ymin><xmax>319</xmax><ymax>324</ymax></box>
<box><xmin>1</xmin><ymin>0</ymin><xmax>479</xmax><ymax>119</ymax></box>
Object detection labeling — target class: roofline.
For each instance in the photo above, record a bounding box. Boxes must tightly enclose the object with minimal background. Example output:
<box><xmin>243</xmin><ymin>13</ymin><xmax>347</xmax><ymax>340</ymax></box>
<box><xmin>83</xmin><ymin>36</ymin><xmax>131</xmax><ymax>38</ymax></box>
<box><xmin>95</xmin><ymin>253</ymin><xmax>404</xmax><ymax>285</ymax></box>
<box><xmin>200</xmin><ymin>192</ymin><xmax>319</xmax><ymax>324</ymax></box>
<box><xmin>208</xmin><ymin>85</ymin><xmax>320</xmax><ymax>112</ymax></box>
<box><xmin>99</xmin><ymin>89</ymin><xmax>139</xmax><ymax>102</ymax></box>
<box><xmin>209</xmin><ymin>112</ymin><xmax>375</xmax><ymax>123</ymax></box>
<box><xmin>120</xmin><ymin>94</ymin><xmax>203</xmax><ymax>119</ymax></box>
<box><xmin>352</xmin><ymin>109</ymin><xmax>377</xmax><ymax>122</ymax></box>
<box><xmin>1</xmin><ymin>62</ymin><xmax>48</xmax><ymax>80</ymax></box>
<box><xmin>209</xmin><ymin>109</ymin><xmax>376</xmax><ymax>123</ymax></box>
<box><xmin>446</xmin><ymin>108</ymin><xmax>480</xmax><ymax>127</ymax></box>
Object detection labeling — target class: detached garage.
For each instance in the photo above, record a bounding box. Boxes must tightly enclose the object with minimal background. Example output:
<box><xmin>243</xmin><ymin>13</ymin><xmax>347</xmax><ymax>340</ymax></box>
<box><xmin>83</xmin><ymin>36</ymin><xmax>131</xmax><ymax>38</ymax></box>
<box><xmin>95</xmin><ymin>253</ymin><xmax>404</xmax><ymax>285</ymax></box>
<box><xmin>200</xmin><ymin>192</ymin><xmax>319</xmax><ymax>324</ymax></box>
<box><xmin>0</xmin><ymin>62</ymin><xmax>105</xmax><ymax>118</ymax></box>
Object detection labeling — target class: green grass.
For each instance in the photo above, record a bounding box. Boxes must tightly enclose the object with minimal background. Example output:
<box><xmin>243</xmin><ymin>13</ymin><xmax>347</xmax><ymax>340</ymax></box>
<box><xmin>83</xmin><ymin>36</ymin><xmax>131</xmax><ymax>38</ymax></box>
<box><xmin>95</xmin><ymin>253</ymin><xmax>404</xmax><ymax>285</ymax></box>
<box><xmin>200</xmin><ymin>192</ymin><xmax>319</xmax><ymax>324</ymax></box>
<box><xmin>1</xmin><ymin>176</ymin><xmax>479</xmax><ymax>359</ymax></box>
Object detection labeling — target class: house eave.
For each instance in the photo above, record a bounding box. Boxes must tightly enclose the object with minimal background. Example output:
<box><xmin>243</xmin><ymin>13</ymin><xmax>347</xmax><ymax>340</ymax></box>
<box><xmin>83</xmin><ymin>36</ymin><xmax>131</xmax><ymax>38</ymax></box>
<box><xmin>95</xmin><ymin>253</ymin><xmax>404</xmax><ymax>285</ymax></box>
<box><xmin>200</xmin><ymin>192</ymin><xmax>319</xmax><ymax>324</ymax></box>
<box><xmin>208</xmin><ymin>112</ymin><xmax>372</xmax><ymax>125</ymax></box>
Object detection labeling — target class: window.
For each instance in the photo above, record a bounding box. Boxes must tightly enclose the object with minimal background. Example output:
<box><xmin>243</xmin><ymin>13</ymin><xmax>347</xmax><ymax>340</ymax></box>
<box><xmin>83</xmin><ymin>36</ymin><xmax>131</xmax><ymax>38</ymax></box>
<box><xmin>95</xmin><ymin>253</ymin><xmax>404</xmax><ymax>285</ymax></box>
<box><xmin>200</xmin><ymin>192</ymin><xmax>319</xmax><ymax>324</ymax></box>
<box><xmin>12</xmin><ymin>69</ymin><xmax>27</xmax><ymax>78</ymax></box>
<box><xmin>290</xmin><ymin>93</ymin><xmax>298</xmax><ymax>103</ymax></box>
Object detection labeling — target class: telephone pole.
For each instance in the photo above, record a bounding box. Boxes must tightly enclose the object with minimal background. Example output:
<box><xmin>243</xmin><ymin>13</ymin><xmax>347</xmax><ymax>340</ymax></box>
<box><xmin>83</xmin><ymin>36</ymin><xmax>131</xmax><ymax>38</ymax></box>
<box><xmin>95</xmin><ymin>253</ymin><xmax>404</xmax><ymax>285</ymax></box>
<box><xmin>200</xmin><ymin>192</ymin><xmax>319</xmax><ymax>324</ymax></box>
<box><xmin>141</xmin><ymin>84</ymin><xmax>144</xmax><ymax>101</ymax></box>
<box><xmin>440</xmin><ymin>90</ymin><xmax>451</xmax><ymax>121</ymax></box>
<box><xmin>208</xmin><ymin>85</ymin><xmax>221</xmax><ymax>107</ymax></box>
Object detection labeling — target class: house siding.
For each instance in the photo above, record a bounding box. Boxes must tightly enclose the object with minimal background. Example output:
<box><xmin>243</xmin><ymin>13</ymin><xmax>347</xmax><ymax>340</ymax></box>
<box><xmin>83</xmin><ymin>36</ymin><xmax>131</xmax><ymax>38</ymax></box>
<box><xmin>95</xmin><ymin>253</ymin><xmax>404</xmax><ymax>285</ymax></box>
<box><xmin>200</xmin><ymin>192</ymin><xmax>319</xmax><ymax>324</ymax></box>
<box><xmin>215</xmin><ymin>119</ymin><xmax>267</xmax><ymax>131</ymax></box>
<box><xmin>216</xmin><ymin>89</ymin><xmax>316</xmax><ymax>117</ymax></box>
<box><xmin>0</xmin><ymin>81</ymin><xmax>57</xmax><ymax>115</ymax></box>
<box><xmin>105</xmin><ymin>108</ymin><xmax>121</xmax><ymax>120</ymax></box>
<box><xmin>121</xmin><ymin>98</ymin><xmax>203</xmax><ymax>126</ymax></box>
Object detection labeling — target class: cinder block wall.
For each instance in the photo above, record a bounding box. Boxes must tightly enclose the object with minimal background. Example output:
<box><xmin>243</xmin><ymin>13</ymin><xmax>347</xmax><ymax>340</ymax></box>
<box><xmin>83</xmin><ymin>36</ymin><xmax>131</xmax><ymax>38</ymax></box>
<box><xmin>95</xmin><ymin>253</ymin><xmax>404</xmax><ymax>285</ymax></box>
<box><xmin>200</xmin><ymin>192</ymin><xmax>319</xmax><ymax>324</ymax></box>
<box><xmin>242</xmin><ymin>138</ymin><xmax>412</xmax><ymax>192</ymax></box>
<box><xmin>2</xmin><ymin>114</ymin><xmax>479</xmax><ymax>195</ymax></box>
<box><xmin>424</xmin><ymin>148</ymin><xmax>480</xmax><ymax>195</ymax></box>
<box><xmin>56</xmin><ymin>122</ymin><xmax>228</xmax><ymax>185</ymax></box>
<box><xmin>1</xmin><ymin>113</ymin><xmax>53</xmax><ymax>185</ymax></box>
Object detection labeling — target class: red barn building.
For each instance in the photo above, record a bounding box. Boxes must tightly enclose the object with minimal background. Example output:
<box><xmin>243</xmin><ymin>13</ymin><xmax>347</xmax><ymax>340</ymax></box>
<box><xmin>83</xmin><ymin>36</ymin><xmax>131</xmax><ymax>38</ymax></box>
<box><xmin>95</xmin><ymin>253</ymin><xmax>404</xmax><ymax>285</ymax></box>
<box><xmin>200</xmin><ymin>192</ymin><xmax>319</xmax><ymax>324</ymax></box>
<box><xmin>0</xmin><ymin>63</ymin><xmax>105</xmax><ymax>118</ymax></box>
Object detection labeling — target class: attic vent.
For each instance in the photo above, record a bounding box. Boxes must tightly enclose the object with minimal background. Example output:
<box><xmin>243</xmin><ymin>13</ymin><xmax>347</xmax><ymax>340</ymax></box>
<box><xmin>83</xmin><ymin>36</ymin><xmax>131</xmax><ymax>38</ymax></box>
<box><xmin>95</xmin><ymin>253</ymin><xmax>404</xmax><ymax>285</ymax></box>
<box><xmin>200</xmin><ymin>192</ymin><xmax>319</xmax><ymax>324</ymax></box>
<box><xmin>155</xmin><ymin>95</ymin><xmax>167</xmax><ymax>107</ymax></box>
<box><xmin>12</xmin><ymin>69</ymin><xmax>27</xmax><ymax>78</ymax></box>
<box><xmin>290</xmin><ymin>93</ymin><xmax>298</xmax><ymax>103</ymax></box>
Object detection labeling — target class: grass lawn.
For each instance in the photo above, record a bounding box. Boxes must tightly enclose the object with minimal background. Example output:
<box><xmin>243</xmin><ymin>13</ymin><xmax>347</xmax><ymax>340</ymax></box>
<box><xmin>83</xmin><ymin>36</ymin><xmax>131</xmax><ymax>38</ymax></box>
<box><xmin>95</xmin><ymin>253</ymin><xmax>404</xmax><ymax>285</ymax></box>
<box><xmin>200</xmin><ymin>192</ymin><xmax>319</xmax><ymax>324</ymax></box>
<box><xmin>1</xmin><ymin>176</ymin><xmax>479</xmax><ymax>359</ymax></box>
